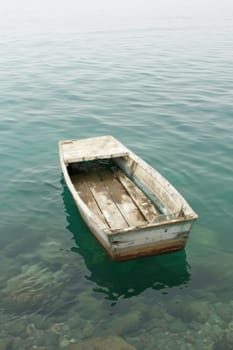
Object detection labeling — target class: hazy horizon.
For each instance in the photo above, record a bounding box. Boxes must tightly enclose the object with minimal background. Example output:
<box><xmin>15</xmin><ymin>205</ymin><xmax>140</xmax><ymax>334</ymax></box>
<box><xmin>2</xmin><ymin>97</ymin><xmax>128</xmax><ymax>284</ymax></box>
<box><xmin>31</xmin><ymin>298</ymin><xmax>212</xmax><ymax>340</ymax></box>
<box><xmin>1</xmin><ymin>0</ymin><xmax>233</xmax><ymax>37</ymax></box>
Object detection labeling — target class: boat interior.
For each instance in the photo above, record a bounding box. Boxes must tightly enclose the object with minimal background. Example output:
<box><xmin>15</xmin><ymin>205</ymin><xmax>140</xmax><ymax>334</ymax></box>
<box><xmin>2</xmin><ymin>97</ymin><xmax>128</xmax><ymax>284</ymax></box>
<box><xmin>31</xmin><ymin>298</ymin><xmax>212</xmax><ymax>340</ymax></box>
<box><xmin>67</xmin><ymin>158</ymin><xmax>162</xmax><ymax>231</ymax></box>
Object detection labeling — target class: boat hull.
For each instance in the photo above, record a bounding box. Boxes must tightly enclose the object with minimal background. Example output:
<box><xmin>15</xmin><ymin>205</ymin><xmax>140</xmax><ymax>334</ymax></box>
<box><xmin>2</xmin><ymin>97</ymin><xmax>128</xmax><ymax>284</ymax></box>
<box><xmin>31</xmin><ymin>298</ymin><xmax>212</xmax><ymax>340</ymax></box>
<box><xmin>108</xmin><ymin>221</ymin><xmax>193</xmax><ymax>261</ymax></box>
<box><xmin>59</xmin><ymin>135</ymin><xmax>198</xmax><ymax>261</ymax></box>
<box><xmin>78</xmin><ymin>207</ymin><xmax>193</xmax><ymax>260</ymax></box>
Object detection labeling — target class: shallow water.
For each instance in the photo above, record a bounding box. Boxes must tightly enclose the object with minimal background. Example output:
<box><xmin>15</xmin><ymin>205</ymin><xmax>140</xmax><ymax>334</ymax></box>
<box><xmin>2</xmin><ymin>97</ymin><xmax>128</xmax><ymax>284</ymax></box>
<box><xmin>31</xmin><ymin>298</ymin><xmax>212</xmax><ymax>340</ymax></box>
<box><xmin>0</xmin><ymin>12</ymin><xmax>233</xmax><ymax>350</ymax></box>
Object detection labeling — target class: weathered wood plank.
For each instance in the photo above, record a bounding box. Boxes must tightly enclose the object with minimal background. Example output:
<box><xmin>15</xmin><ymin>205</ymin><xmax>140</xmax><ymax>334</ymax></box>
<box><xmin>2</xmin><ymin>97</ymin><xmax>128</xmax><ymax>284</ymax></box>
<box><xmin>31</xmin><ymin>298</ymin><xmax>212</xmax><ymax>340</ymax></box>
<box><xmin>61</xmin><ymin>135</ymin><xmax>129</xmax><ymax>163</ymax></box>
<box><xmin>71</xmin><ymin>173</ymin><xmax>109</xmax><ymax>230</ymax></box>
<box><xmin>84</xmin><ymin>170</ymin><xmax>129</xmax><ymax>231</ymax></box>
<box><xmin>113</xmin><ymin>168</ymin><xmax>159</xmax><ymax>222</ymax></box>
<box><xmin>110</xmin><ymin>237</ymin><xmax>187</xmax><ymax>261</ymax></box>
<box><xmin>98</xmin><ymin>168</ymin><xmax>146</xmax><ymax>227</ymax></box>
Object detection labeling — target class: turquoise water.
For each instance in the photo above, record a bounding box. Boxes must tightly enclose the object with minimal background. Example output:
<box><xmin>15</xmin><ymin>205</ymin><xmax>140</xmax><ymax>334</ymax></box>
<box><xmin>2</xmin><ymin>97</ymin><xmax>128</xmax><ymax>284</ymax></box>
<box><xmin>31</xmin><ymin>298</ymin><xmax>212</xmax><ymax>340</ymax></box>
<box><xmin>0</xmin><ymin>14</ymin><xmax>233</xmax><ymax>350</ymax></box>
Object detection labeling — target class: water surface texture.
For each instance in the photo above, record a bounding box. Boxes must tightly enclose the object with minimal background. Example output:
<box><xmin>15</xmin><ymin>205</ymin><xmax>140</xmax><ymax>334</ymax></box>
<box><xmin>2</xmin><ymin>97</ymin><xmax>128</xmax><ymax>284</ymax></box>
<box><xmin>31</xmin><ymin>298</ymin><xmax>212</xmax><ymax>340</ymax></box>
<box><xmin>0</xmin><ymin>11</ymin><xmax>233</xmax><ymax>350</ymax></box>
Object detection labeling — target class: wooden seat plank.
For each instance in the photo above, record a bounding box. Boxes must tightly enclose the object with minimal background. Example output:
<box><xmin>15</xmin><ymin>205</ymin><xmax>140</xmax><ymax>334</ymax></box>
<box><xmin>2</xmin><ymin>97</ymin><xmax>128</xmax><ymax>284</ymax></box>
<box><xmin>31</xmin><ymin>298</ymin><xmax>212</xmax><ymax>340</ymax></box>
<box><xmin>62</xmin><ymin>135</ymin><xmax>129</xmax><ymax>163</ymax></box>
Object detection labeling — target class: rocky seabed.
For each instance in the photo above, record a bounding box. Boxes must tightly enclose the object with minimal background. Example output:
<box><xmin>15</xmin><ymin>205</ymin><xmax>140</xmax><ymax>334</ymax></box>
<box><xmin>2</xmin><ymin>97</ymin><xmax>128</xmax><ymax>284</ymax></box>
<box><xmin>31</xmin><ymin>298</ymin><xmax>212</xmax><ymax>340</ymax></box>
<box><xmin>0</xmin><ymin>228</ymin><xmax>233</xmax><ymax>350</ymax></box>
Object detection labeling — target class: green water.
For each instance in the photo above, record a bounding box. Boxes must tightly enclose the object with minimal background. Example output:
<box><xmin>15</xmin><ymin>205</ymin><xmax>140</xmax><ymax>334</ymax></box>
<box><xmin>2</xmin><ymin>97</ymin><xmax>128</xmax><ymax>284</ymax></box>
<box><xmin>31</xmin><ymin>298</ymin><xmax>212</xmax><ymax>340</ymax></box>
<box><xmin>0</xmin><ymin>10</ymin><xmax>233</xmax><ymax>350</ymax></box>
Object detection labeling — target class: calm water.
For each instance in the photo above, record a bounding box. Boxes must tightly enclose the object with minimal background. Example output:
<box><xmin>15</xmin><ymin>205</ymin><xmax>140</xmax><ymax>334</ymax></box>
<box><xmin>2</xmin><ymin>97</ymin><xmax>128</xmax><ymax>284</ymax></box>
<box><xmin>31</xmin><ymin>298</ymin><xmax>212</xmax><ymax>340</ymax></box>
<box><xmin>0</xmin><ymin>14</ymin><xmax>233</xmax><ymax>350</ymax></box>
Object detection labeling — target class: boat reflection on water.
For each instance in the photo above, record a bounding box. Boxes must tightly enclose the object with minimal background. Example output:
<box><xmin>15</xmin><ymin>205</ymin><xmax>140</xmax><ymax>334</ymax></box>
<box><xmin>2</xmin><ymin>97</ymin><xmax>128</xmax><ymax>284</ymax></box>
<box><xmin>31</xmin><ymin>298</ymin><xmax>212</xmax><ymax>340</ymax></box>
<box><xmin>62</xmin><ymin>179</ymin><xmax>191</xmax><ymax>302</ymax></box>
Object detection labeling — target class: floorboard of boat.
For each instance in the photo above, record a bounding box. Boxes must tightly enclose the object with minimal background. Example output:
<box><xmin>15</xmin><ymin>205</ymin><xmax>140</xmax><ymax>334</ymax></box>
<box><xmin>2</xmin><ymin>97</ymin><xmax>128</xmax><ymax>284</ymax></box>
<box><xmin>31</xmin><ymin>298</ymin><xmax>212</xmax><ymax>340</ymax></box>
<box><xmin>71</xmin><ymin>174</ymin><xmax>108</xmax><ymax>230</ymax></box>
<box><xmin>83</xmin><ymin>170</ymin><xmax>129</xmax><ymax>231</ymax></box>
<box><xmin>70</xmin><ymin>166</ymin><xmax>158</xmax><ymax>231</ymax></box>
<box><xmin>113</xmin><ymin>168</ymin><xmax>160</xmax><ymax>222</ymax></box>
<box><xmin>96</xmin><ymin>168</ymin><xmax>146</xmax><ymax>227</ymax></box>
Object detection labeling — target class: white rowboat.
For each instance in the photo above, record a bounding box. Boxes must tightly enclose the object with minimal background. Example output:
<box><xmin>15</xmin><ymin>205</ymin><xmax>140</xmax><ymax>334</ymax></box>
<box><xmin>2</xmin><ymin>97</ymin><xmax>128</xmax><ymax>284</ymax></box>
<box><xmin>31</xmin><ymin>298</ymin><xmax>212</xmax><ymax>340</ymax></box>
<box><xmin>59</xmin><ymin>135</ymin><xmax>198</xmax><ymax>261</ymax></box>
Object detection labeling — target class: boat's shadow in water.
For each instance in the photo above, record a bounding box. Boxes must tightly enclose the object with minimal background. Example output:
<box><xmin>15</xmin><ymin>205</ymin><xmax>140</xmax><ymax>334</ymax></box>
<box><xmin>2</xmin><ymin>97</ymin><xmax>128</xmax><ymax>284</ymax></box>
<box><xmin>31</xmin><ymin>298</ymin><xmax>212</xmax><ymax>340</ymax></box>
<box><xmin>61</xmin><ymin>179</ymin><xmax>191</xmax><ymax>301</ymax></box>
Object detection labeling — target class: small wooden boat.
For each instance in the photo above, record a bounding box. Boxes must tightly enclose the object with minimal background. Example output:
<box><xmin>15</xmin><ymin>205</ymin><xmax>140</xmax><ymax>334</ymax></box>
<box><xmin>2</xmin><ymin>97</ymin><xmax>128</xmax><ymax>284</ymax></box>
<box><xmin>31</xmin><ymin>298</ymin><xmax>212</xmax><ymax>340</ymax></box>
<box><xmin>59</xmin><ymin>135</ymin><xmax>198</xmax><ymax>261</ymax></box>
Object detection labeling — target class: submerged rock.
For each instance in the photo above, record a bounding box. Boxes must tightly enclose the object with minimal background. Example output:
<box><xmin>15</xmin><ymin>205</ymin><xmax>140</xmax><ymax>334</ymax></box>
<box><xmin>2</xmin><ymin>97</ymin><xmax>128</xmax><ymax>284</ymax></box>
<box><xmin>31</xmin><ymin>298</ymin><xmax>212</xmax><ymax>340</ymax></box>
<box><xmin>214</xmin><ymin>302</ymin><xmax>233</xmax><ymax>323</ymax></box>
<box><xmin>225</xmin><ymin>321</ymin><xmax>233</xmax><ymax>347</ymax></box>
<box><xmin>77</xmin><ymin>291</ymin><xmax>104</xmax><ymax>320</ymax></box>
<box><xmin>109</xmin><ymin>311</ymin><xmax>142</xmax><ymax>335</ymax></box>
<box><xmin>64</xmin><ymin>335</ymin><xmax>137</xmax><ymax>350</ymax></box>
<box><xmin>187</xmin><ymin>301</ymin><xmax>211</xmax><ymax>323</ymax></box>
<box><xmin>168</xmin><ymin>318</ymin><xmax>186</xmax><ymax>333</ymax></box>
<box><xmin>214</xmin><ymin>327</ymin><xmax>233</xmax><ymax>350</ymax></box>
<box><xmin>37</xmin><ymin>240</ymin><xmax>78</xmax><ymax>267</ymax></box>
<box><xmin>168</xmin><ymin>299</ymin><xmax>211</xmax><ymax>324</ymax></box>
<box><xmin>0</xmin><ymin>338</ymin><xmax>12</xmax><ymax>350</ymax></box>
<box><xmin>2</xmin><ymin>264</ymin><xmax>63</xmax><ymax>312</ymax></box>
<box><xmin>5</xmin><ymin>336</ymin><xmax>23</xmax><ymax>350</ymax></box>
<box><xmin>0</xmin><ymin>255</ymin><xmax>20</xmax><ymax>287</ymax></box>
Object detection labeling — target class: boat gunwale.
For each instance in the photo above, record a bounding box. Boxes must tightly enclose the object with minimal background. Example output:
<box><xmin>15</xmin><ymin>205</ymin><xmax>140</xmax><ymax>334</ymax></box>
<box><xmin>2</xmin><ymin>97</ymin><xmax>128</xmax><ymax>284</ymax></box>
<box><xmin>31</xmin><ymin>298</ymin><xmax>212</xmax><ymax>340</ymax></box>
<box><xmin>105</xmin><ymin>214</ymin><xmax>197</xmax><ymax>235</ymax></box>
